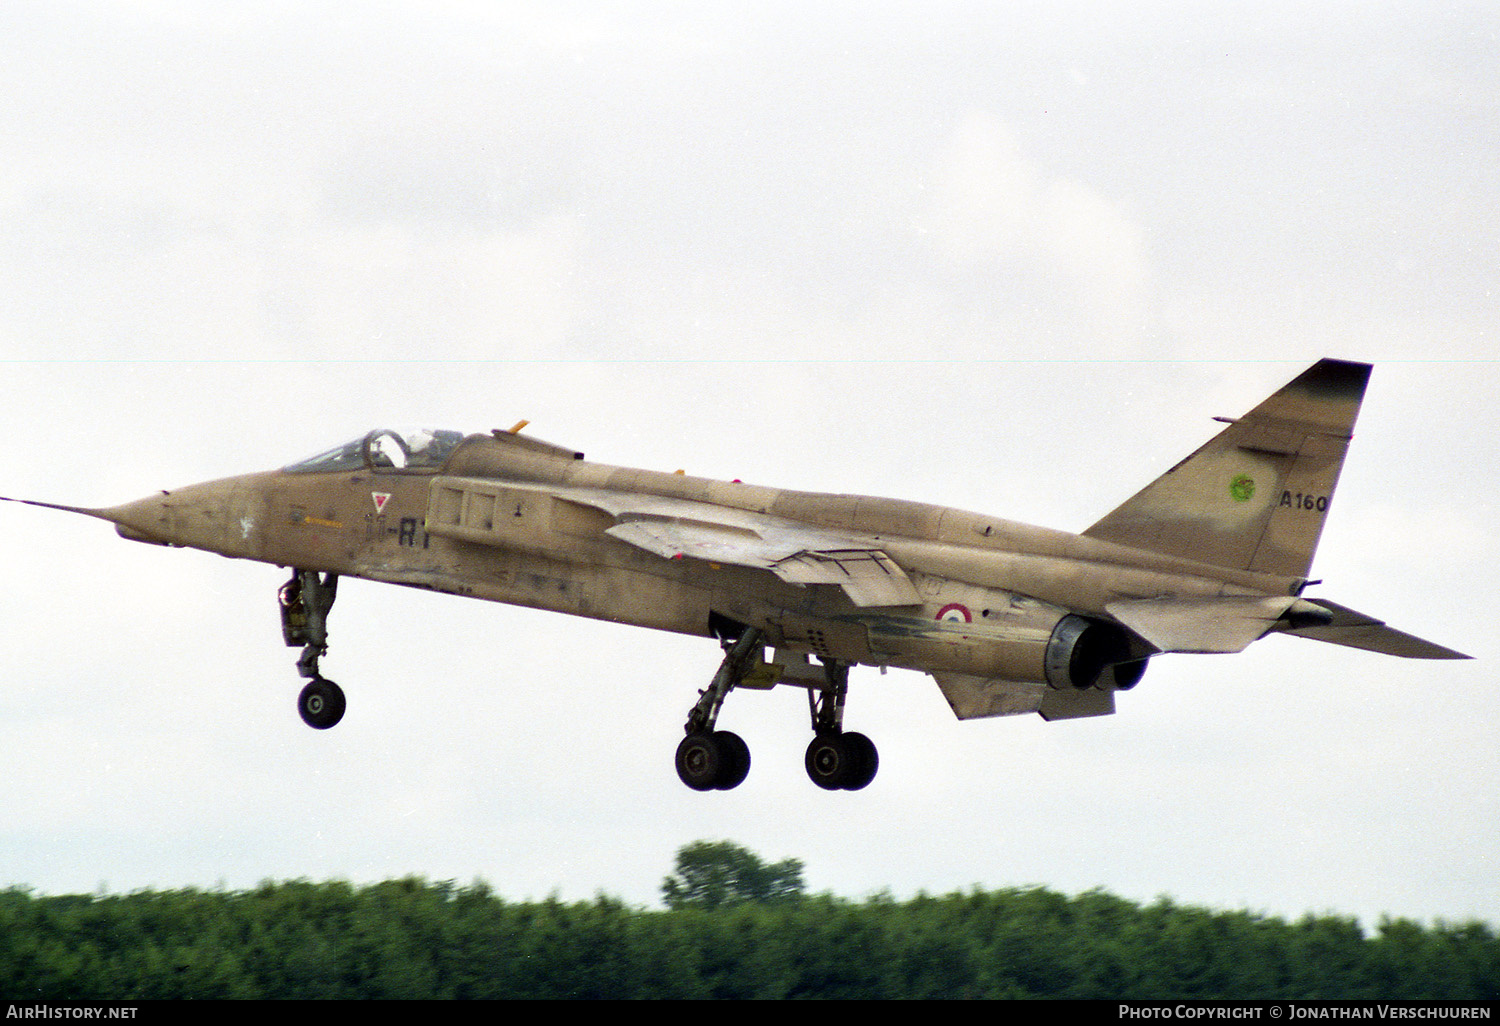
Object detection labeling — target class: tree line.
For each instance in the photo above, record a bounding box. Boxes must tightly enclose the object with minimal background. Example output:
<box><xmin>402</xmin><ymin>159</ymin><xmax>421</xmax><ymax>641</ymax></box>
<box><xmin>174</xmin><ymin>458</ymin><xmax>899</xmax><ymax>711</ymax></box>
<box><xmin>0</xmin><ymin>842</ymin><xmax>1494</xmax><ymax>1000</ymax></box>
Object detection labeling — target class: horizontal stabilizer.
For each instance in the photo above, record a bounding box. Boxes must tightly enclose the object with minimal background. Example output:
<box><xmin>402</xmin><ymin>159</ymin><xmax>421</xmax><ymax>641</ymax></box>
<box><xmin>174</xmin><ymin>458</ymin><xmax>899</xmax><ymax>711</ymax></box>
<box><xmin>1106</xmin><ymin>595</ymin><xmax>1296</xmax><ymax>654</ymax></box>
<box><xmin>1276</xmin><ymin>599</ymin><xmax>1471</xmax><ymax>660</ymax></box>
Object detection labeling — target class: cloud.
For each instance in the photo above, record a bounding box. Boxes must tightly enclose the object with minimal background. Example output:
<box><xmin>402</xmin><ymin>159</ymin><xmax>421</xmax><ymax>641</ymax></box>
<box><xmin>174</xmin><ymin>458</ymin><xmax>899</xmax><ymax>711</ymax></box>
<box><xmin>917</xmin><ymin>112</ymin><xmax>1152</xmax><ymax>348</ymax></box>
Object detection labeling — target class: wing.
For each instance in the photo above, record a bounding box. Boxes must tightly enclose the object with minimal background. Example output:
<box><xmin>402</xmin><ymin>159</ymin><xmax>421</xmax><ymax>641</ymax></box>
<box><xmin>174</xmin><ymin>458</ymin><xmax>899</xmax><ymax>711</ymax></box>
<box><xmin>425</xmin><ymin>477</ymin><xmax>921</xmax><ymax>608</ymax></box>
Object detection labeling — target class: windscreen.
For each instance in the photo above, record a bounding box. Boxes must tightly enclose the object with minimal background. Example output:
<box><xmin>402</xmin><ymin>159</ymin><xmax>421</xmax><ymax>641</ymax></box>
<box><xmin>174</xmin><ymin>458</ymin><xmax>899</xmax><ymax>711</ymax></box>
<box><xmin>284</xmin><ymin>428</ymin><xmax>464</xmax><ymax>473</ymax></box>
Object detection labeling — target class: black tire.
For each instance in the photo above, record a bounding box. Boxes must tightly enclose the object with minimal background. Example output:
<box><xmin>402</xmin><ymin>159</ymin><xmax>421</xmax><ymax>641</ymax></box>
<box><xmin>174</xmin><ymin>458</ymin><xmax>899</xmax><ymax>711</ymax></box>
<box><xmin>805</xmin><ymin>733</ymin><xmax>849</xmax><ymax>790</ymax></box>
<box><xmin>298</xmin><ymin>678</ymin><xmax>346</xmax><ymax>730</ymax></box>
<box><xmin>840</xmin><ymin>731</ymin><xmax>878</xmax><ymax>791</ymax></box>
<box><xmin>675</xmin><ymin>733</ymin><xmax>725</xmax><ymax>791</ymax></box>
<box><xmin>712</xmin><ymin>730</ymin><xmax>750</xmax><ymax>790</ymax></box>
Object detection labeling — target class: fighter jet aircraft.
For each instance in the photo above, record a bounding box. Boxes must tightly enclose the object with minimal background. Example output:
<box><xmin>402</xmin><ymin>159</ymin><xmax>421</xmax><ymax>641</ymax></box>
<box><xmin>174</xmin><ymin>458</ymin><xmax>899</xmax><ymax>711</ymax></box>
<box><xmin>2</xmin><ymin>359</ymin><xmax>1467</xmax><ymax>791</ymax></box>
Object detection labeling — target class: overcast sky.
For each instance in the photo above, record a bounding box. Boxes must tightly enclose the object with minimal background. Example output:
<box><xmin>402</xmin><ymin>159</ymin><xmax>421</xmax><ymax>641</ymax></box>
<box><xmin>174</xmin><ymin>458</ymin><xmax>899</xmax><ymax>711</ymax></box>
<box><xmin>2</xmin><ymin>1</ymin><xmax>1496</xmax><ymax>930</ymax></box>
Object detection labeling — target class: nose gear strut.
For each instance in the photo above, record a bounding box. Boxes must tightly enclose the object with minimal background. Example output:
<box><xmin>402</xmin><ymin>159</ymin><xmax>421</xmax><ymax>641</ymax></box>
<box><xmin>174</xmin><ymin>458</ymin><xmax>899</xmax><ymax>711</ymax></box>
<box><xmin>279</xmin><ymin>570</ymin><xmax>345</xmax><ymax>729</ymax></box>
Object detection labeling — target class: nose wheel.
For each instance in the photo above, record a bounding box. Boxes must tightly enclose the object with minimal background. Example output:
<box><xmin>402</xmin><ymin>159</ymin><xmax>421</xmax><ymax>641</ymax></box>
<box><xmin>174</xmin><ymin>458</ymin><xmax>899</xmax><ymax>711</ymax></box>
<box><xmin>298</xmin><ymin>677</ymin><xmax>346</xmax><ymax>730</ymax></box>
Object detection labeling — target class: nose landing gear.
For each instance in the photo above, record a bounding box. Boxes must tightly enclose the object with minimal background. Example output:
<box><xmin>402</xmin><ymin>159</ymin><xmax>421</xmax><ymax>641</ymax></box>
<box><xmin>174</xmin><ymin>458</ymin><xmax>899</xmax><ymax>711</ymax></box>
<box><xmin>280</xmin><ymin>570</ymin><xmax>345</xmax><ymax>729</ymax></box>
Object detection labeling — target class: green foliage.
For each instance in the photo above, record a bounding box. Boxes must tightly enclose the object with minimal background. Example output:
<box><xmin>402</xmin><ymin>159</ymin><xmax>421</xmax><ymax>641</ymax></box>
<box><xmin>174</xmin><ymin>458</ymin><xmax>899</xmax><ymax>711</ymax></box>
<box><xmin>0</xmin><ymin>844</ymin><xmax>1495</xmax><ymax>1000</ymax></box>
<box><xmin>660</xmin><ymin>840</ymin><xmax>805</xmax><ymax>911</ymax></box>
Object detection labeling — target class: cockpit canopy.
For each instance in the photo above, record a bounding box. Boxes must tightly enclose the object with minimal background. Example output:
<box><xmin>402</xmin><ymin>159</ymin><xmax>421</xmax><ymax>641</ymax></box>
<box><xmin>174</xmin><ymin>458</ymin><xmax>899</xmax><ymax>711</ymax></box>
<box><xmin>284</xmin><ymin>428</ymin><xmax>466</xmax><ymax>474</ymax></box>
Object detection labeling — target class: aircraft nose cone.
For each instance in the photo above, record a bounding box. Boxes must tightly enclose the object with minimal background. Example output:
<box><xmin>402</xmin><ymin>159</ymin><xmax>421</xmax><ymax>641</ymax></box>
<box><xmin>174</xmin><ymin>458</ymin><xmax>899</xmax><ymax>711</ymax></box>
<box><xmin>109</xmin><ymin>493</ymin><xmax>175</xmax><ymax>545</ymax></box>
<box><xmin>104</xmin><ymin>479</ymin><xmax>249</xmax><ymax>554</ymax></box>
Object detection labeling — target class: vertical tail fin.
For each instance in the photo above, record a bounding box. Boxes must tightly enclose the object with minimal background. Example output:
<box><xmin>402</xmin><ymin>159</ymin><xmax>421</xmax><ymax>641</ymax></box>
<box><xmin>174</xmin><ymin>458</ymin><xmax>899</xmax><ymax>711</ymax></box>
<box><xmin>1082</xmin><ymin>359</ymin><xmax>1371</xmax><ymax>579</ymax></box>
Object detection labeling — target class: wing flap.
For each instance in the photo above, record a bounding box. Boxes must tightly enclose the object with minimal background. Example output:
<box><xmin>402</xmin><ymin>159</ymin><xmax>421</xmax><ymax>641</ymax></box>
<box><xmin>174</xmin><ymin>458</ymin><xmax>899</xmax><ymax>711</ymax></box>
<box><xmin>772</xmin><ymin>549</ymin><xmax>920</xmax><ymax>606</ymax></box>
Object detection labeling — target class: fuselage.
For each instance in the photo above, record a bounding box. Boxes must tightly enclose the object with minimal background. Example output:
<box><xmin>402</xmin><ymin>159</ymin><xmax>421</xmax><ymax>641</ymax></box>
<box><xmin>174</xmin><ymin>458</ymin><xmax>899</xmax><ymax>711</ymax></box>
<box><xmin>97</xmin><ymin>429</ymin><xmax>1301</xmax><ymax>684</ymax></box>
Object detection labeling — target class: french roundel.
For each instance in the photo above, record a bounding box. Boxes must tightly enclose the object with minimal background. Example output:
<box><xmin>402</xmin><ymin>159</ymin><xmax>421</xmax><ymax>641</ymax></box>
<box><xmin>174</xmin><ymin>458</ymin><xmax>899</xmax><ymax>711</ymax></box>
<box><xmin>936</xmin><ymin>603</ymin><xmax>972</xmax><ymax>623</ymax></box>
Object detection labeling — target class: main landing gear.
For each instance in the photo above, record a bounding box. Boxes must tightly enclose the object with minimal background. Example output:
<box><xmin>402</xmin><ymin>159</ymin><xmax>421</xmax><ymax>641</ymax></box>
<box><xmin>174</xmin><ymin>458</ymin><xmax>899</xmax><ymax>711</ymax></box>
<box><xmin>280</xmin><ymin>570</ymin><xmax>345</xmax><ymax>730</ymax></box>
<box><xmin>676</xmin><ymin>628</ymin><xmax>879</xmax><ymax>792</ymax></box>
<box><xmin>802</xmin><ymin>660</ymin><xmax>878</xmax><ymax>792</ymax></box>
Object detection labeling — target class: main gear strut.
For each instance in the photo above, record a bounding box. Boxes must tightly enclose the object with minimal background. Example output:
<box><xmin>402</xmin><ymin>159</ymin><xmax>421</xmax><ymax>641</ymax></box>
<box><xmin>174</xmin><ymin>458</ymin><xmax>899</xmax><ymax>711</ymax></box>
<box><xmin>674</xmin><ymin>627</ymin><xmax>762</xmax><ymax>791</ymax></box>
<box><xmin>801</xmin><ymin>659</ymin><xmax>878</xmax><ymax>791</ymax></box>
<box><xmin>674</xmin><ymin>627</ymin><xmax>879</xmax><ymax>792</ymax></box>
